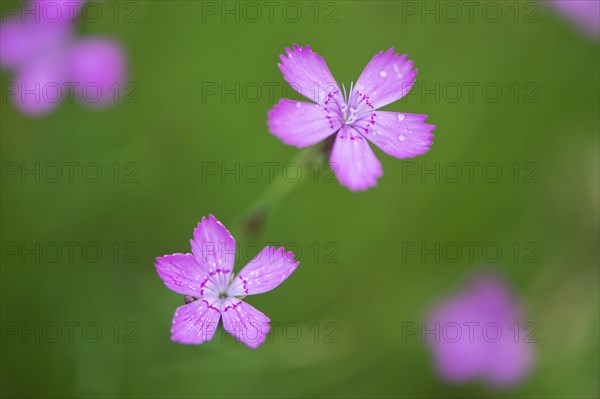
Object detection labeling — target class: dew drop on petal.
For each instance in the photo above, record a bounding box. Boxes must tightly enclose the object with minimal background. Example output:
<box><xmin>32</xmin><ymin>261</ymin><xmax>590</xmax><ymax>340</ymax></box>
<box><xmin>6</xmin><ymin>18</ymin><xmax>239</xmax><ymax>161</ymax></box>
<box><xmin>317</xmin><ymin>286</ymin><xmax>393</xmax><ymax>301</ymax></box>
<box><xmin>296</xmin><ymin>102</ymin><xmax>302</xmax><ymax>108</ymax></box>
<box><xmin>398</xmin><ymin>134</ymin><xmax>406</xmax><ymax>141</ymax></box>
<box><xmin>379</xmin><ymin>70</ymin><xmax>387</xmax><ymax>78</ymax></box>
<box><xmin>393</xmin><ymin>64</ymin><xmax>403</xmax><ymax>79</ymax></box>
<box><xmin>396</xmin><ymin>113</ymin><xmax>405</xmax><ymax>122</ymax></box>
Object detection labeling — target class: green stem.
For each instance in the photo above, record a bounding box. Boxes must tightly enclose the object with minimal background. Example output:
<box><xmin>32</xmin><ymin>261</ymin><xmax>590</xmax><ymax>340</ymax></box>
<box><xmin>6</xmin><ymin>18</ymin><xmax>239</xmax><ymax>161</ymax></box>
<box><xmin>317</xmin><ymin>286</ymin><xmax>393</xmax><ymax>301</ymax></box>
<box><xmin>230</xmin><ymin>138</ymin><xmax>334</xmax><ymax>241</ymax></box>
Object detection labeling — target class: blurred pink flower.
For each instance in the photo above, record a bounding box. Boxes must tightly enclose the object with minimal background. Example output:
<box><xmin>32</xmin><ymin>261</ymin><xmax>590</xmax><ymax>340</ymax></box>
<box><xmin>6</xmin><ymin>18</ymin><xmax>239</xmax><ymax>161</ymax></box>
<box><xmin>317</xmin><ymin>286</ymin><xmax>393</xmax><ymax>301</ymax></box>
<box><xmin>0</xmin><ymin>0</ymin><xmax>126</xmax><ymax>116</ymax></box>
<box><xmin>426</xmin><ymin>272</ymin><xmax>534</xmax><ymax>388</ymax></box>
<box><xmin>550</xmin><ymin>0</ymin><xmax>600</xmax><ymax>38</ymax></box>
<box><xmin>68</xmin><ymin>38</ymin><xmax>127</xmax><ymax>105</ymax></box>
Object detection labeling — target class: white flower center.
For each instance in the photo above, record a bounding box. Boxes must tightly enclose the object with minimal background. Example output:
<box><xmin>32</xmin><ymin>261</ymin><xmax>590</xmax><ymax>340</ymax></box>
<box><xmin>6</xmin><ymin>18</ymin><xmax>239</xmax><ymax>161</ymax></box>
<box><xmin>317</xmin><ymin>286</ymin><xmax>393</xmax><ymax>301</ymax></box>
<box><xmin>339</xmin><ymin>82</ymin><xmax>375</xmax><ymax>126</ymax></box>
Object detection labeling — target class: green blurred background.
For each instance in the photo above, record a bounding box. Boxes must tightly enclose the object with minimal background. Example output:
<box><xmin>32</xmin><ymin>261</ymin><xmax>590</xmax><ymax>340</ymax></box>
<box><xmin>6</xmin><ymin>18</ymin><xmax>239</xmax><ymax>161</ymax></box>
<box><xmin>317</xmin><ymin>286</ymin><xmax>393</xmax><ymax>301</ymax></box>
<box><xmin>1</xmin><ymin>1</ymin><xmax>599</xmax><ymax>398</ymax></box>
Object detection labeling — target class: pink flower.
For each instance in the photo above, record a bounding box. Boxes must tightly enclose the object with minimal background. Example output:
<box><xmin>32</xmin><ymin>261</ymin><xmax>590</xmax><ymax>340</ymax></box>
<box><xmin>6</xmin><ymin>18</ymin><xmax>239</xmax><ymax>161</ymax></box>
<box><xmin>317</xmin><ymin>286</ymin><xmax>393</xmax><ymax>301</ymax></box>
<box><xmin>155</xmin><ymin>215</ymin><xmax>299</xmax><ymax>349</ymax></box>
<box><xmin>0</xmin><ymin>0</ymin><xmax>126</xmax><ymax>116</ymax></box>
<box><xmin>426</xmin><ymin>273</ymin><xmax>534</xmax><ymax>388</ymax></box>
<box><xmin>268</xmin><ymin>45</ymin><xmax>436</xmax><ymax>191</ymax></box>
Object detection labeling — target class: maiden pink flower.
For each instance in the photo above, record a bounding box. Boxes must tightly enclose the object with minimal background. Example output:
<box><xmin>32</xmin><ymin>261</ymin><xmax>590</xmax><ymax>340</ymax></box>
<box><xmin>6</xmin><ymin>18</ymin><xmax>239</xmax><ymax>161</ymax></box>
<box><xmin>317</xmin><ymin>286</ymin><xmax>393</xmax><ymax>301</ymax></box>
<box><xmin>268</xmin><ymin>45</ymin><xmax>436</xmax><ymax>191</ymax></box>
<box><xmin>426</xmin><ymin>273</ymin><xmax>533</xmax><ymax>388</ymax></box>
<box><xmin>155</xmin><ymin>215</ymin><xmax>299</xmax><ymax>349</ymax></box>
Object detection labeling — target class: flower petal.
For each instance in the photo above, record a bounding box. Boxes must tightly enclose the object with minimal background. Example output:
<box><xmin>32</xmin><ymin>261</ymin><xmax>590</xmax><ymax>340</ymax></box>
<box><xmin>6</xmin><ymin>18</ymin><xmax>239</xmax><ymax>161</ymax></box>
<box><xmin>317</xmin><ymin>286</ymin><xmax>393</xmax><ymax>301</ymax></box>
<box><xmin>228</xmin><ymin>247</ymin><xmax>299</xmax><ymax>296</ymax></box>
<box><xmin>221</xmin><ymin>298</ymin><xmax>270</xmax><ymax>349</ymax></box>
<box><xmin>170</xmin><ymin>298</ymin><xmax>221</xmax><ymax>345</ymax></box>
<box><xmin>67</xmin><ymin>38</ymin><xmax>126</xmax><ymax>106</ymax></box>
<box><xmin>488</xmin><ymin>336</ymin><xmax>533</xmax><ymax>387</ymax></box>
<box><xmin>0</xmin><ymin>21</ymin><xmax>37</xmax><ymax>69</ymax></box>
<box><xmin>352</xmin><ymin>48</ymin><xmax>417</xmax><ymax>111</ymax></box>
<box><xmin>278</xmin><ymin>44</ymin><xmax>342</xmax><ymax>105</ymax></box>
<box><xmin>31</xmin><ymin>0</ymin><xmax>86</xmax><ymax>25</ymax></box>
<box><xmin>190</xmin><ymin>215</ymin><xmax>236</xmax><ymax>280</ymax></box>
<box><xmin>365</xmin><ymin>112</ymin><xmax>435</xmax><ymax>159</ymax></box>
<box><xmin>155</xmin><ymin>253</ymin><xmax>210</xmax><ymax>296</ymax></box>
<box><xmin>427</xmin><ymin>295</ymin><xmax>486</xmax><ymax>383</ymax></box>
<box><xmin>267</xmin><ymin>99</ymin><xmax>340</xmax><ymax>148</ymax></box>
<box><xmin>330</xmin><ymin>126</ymin><xmax>383</xmax><ymax>191</ymax></box>
<box><xmin>12</xmin><ymin>52</ymin><xmax>68</xmax><ymax>116</ymax></box>
<box><xmin>0</xmin><ymin>19</ymin><xmax>70</xmax><ymax>69</ymax></box>
<box><xmin>551</xmin><ymin>0</ymin><xmax>600</xmax><ymax>37</ymax></box>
